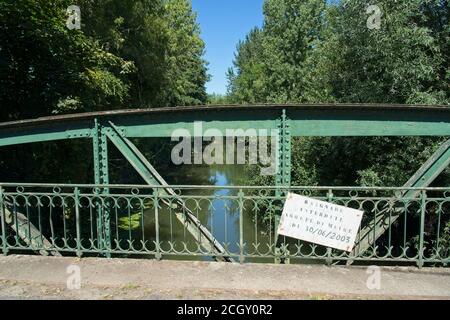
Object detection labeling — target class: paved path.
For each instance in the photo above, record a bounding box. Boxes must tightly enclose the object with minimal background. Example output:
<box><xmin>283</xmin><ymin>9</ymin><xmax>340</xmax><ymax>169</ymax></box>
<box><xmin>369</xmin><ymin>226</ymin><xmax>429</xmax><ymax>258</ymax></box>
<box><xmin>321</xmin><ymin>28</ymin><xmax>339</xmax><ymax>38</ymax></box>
<box><xmin>0</xmin><ymin>255</ymin><xmax>449</xmax><ymax>300</ymax></box>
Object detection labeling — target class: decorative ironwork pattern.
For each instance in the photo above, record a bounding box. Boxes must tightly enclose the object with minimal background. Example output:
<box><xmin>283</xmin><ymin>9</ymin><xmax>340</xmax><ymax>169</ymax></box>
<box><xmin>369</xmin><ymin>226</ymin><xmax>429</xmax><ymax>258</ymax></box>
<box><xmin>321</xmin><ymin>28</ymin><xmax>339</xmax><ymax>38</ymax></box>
<box><xmin>0</xmin><ymin>184</ymin><xmax>448</xmax><ymax>267</ymax></box>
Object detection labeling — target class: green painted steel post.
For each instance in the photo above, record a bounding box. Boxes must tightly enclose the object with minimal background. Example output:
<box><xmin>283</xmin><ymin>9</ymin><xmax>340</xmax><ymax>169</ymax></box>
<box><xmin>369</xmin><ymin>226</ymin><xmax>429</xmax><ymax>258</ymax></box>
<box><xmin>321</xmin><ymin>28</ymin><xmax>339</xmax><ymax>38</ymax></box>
<box><xmin>418</xmin><ymin>190</ymin><xmax>427</xmax><ymax>268</ymax></box>
<box><xmin>274</xmin><ymin>118</ymin><xmax>282</xmax><ymax>264</ymax></box>
<box><xmin>100</xmin><ymin>126</ymin><xmax>111</xmax><ymax>258</ymax></box>
<box><xmin>275</xmin><ymin>109</ymin><xmax>292</xmax><ymax>264</ymax></box>
<box><xmin>0</xmin><ymin>187</ymin><xmax>8</xmax><ymax>255</ymax></box>
<box><xmin>275</xmin><ymin>109</ymin><xmax>292</xmax><ymax>196</ymax></box>
<box><xmin>154</xmin><ymin>189</ymin><xmax>162</xmax><ymax>261</ymax></box>
<box><xmin>74</xmin><ymin>187</ymin><xmax>82</xmax><ymax>258</ymax></box>
<box><xmin>282</xmin><ymin>110</ymin><xmax>292</xmax><ymax>190</ymax></box>
<box><xmin>93</xmin><ymin>119</ymin><xmax>103</xmax><ymax>252</ymax></box>
<box><xmin>93</xmin><ymin>119</ymin><xmax>111</xmax><ymax>258</ymax></box>
<box><xmin>238</xmin><ymin>189</ymin><xmax>245</xmax><ymax>264</ymax></box>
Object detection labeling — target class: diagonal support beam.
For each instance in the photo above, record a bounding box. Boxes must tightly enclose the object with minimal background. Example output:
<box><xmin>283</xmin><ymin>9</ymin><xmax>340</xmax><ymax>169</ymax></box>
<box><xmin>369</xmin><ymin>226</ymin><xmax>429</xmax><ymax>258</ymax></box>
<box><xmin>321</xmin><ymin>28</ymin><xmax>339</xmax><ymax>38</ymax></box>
<box><xmin>1</xmin><ymin>192</ymin><xmax>61</xmax><ymax>257</ymax></box>
<box><xmin>105</xmin><ymin>122</ymin><xmax>234</xmax><ymax>262</ymax></box>
<box><xmin>350</xmin><ymin>138</ymin><xmax>450</xmax><ymax>261</ymax></box>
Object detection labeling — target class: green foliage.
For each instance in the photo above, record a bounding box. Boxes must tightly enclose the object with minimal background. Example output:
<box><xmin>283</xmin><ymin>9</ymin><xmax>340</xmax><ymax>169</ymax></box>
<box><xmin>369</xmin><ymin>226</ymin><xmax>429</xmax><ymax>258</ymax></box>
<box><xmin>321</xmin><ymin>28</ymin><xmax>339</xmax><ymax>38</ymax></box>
<box><xmin>80</xmin><ymin>0</ymin><xmax>209</xmax><ymax>108</ymax></box>
<box><xmin>228</xmin><ymin>0</ymin><xmax>330</xmax><ymax>104</ymax></box>
<box><xmin>0</xmin><ymin>0</ymin><xmax>131</xmax><ymax>120</ymax></box>
<box><xmin>230</xmin><ymin>0</ymin><xmax>450</xmax><ymax>188</ymax></box>
<box><xmin>0</xmin><ymin>0</ymin><xmax>209</xmax><ymax>184</ymax></box>
<box><xmin>316</xmin><ymin>0</ymin><xmax>449</xmax><ymax>104</ymax></box>
<box><xmin>440</xmin><ymin>221</ymin><xmax>450</xmax><ymax>257</ymax></box>
<box><xmin>207</xmin><ymin>93</ymin><xmax>230</xmax><ymax>105</ymax></box>
<box><xmin>229</xmin><ymin>0</ymin><xmax>449</xmax><ymax>105</ymax></box>
<box><xmin>227</xmin><ymin>28</ymin><xmax>266</xmax><ymax>103</ymax></box>
<box><xmin>118</xmin><ymin>213</ymin><xmax>142</xmax><ymax>231</ymax></box>
<box><xmin>79</xmin><ymin>0</ymin><xmax>166</xmax><ymax>108</ymax></box>
<box><xmin>0</xmin><ymin>0</ymin><xmax>208</xmax><ymax>123</ymax></box>
<box><xmin>163</xmin><ymin>0</ymin><xmax>209</xmax><ymax>106</ymax></box>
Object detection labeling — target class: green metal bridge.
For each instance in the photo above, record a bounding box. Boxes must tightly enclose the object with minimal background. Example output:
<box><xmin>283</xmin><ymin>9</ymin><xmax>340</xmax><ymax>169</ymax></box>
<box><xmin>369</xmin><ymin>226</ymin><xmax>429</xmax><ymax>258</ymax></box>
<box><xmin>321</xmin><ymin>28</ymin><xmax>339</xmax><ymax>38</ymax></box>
<box><xmin>0</xmin><ymin>104</ymin><xmax>449</xmax><ymax>267</ymax></box>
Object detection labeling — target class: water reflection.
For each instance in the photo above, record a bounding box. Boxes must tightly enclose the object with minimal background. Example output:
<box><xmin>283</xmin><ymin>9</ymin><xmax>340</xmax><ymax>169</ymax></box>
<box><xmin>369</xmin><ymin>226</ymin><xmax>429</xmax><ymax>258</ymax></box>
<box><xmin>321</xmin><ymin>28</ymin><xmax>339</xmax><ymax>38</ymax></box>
<box><xmin>155</xmin><ymin>164</ymin><xmax>272</xmax><ymax>261</ymax></box>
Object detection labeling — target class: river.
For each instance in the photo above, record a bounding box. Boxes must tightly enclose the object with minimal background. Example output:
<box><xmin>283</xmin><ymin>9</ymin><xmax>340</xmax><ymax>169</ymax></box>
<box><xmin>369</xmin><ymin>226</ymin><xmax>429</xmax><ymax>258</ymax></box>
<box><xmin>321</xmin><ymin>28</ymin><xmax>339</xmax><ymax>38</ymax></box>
<box><xmin>147</xmin><ymin>163</ymin><xmax>273</xmax><ymax>262</ymax></box>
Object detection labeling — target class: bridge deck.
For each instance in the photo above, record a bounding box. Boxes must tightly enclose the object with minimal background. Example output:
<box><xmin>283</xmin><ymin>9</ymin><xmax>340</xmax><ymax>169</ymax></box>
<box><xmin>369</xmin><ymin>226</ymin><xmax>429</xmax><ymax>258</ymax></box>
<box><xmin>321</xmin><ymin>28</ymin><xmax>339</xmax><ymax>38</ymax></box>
<box><xmin>0</xmin><ymin>255</ymin><xmax>449</xmax><ymax>299</ymax></box>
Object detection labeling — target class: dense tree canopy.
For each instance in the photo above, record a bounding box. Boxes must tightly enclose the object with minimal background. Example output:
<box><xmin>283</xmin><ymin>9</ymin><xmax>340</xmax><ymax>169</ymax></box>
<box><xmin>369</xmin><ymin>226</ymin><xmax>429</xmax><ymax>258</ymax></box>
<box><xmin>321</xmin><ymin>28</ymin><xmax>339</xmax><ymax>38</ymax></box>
<box><xmin>0</xmin><ymin>0</ymin><xmax>449</xmax><ymax>187</ymax></box>
<box><xmin>228</xmin><ymin>0</ymin><xmax>449</xmax><ymax>105</ymax></box>
<box><xmin>228</xmin><ymin>0</ymin><xmax>450</xmax><ymax>187</ymax></box>
<box><xmin>0</xmin><ymin>0</ymin><xmax>208</xmax><ymax>122</ymax></box>
<box><xmin>0</xmin><ymin>0</ymin><xmax>209</xmax><ymax>183</ymax></box>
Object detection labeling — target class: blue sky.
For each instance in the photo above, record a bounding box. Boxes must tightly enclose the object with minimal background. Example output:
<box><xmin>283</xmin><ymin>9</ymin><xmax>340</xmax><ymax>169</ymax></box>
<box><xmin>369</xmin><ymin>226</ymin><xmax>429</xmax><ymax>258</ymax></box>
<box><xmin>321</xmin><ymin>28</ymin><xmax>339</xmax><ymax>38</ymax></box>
<box><xmin>192</xmin><ymin>0</ymin><xmax>265</xmax><ymax>95</ymax></box>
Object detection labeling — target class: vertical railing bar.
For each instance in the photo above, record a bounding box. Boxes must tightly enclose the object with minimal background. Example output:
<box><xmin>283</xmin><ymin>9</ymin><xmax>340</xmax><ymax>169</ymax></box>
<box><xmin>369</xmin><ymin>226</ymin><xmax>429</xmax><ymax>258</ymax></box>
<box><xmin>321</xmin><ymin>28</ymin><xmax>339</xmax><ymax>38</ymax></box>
<box><xmin>89</xmin><ymin>203</ymin><xmax>94</xmax><ymax>246</ymax></box>
<box><xmin>49</xmin><ymin>204</ymin><xmax>55</xmax><ymax>247</ymax></box>
<box><xmin>37</xmin><ymin>203</ymin><xmax>43</xmax><ymax>249</ymax></box>
<box><xmin>95</xmin><ymin>197</ymin><xmax>103</xmax><ymax>253</ymax></box>
<box><xmin>418</xmin><ymin>190</ymin><xmax>426</xmax><ymax>268</ymax></box>
<box><xmin>154</xmin><ymin>190</ymin><xmax>161</xmax><ymax>260</ymax></box>
<box><xmin>169</xmin><ymin>197</ymin><xmax>173</xmax><ymax>244</ymax></box>
<box><xmin>239</xmin><ymin>189</ymin><xmax>244</xmax><ymax>264</ymax></box>
<box><xmin>196</xmin><ymin>199</ymin><xmax>201</xmax><ymax>244</ymax></box>
<box><xmin>269</xmin><ymin>207</ymin><xmax>272</xmax><ymax>254</ymax></box>
<box><xmin>62</xmin><ymin>197</ymin><xmax>67</xmax><ymax>249</ymax></box>
<box><xmin>224</xmin><ymin>200</ymin><xmax>228</xmax><ymax>247</ymax></box>
<box><xmin>210</xmin><ymin>199</ymin><xmax>214</xmax><ymax>241</ymax></box>
<box><xmin>13</xmin><ymin>200</ymin><xmax>18</xmax><ymax>245</ymax></box>
<box><xmin>182</xmin><ymin>205</ymin><xmax>187</xmax><ymax>243</ymax></box>
<box><xmin>114</xmin><ymin>205</ymin><xmax>119</xmax><ymax>247</ymax></box>
<box><xmin>373</xmin><ymin>203</ymin><xmax>377</xmax><ymax>254</ymax></box>
<box><xmin>435</xmin><ymin>205</ymin><xmax>442</xmax><ymax>257</ymax></box>
<box><xmin>254</xmin><ymin>205</ymin><xmax>258</xmax><ymax>250</ymax></box>
<box><xmin>74</xmin><ymin>187</ymin><xmax>81</xmax><ymax>257</ymax></box>
<box><xmin>141</xmin><ymin>199</ymin><xmax>145</xmax><ymax>250</ymax></box>
<box><xmin>388</xmin><ymin>206</ymin><xmax>392</xmax><ymax>251</ymax></box>
<box><xmin>96</xmin><ymin>201</ymin><xmax>103</xmax><ymax>253</ymax></box>
<box><xmin>326</xmin><ymin>189</ymin><xmax>333</xmax><ymax>265</ymax></box>
<box><xmin>403</xmin><ymin>202</ymin><xmax>407</xmax><ymax>252</ymax></box>
<box><xmin>127</xmin><ymin>203</ymin><xmax>132</xmax><ymax>242</ymax></box>
<box><xmin>0</xmin><ymin>187</ymin><xmax>8</xmax><ymax>255</ymax></box>
<box><xmin>26</xmin><ymin>201</ymin><xmax>31</xmax><ymax>249</ymax></box>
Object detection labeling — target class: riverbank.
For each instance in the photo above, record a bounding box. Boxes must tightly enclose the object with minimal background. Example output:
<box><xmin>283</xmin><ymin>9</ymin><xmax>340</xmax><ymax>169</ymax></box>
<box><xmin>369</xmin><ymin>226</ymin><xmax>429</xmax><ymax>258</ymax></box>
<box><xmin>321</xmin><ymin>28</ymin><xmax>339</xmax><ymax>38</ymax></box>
<box><xmin>0</xmin><ymin>255</ymin><xmax>448</xmax><ymax>300</ymax></box>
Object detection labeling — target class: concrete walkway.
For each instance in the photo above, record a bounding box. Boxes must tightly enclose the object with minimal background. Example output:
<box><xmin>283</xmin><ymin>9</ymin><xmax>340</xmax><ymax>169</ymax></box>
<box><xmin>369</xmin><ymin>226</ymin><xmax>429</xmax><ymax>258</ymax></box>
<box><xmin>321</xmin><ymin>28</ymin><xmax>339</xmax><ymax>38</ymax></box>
<box><xmin>0</xmin><ymin>255</ymin><xmax>449</xmax><ymax>300</ymax></box>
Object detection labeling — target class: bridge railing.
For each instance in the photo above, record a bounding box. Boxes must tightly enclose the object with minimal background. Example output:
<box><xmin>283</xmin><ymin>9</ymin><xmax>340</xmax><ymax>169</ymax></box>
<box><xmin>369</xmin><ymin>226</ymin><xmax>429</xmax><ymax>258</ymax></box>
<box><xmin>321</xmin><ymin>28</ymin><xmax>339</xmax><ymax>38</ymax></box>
<box><xmin>0</xmin><ymin>184</ymin><xmax>448</xmax><ymax>267</ymax></box>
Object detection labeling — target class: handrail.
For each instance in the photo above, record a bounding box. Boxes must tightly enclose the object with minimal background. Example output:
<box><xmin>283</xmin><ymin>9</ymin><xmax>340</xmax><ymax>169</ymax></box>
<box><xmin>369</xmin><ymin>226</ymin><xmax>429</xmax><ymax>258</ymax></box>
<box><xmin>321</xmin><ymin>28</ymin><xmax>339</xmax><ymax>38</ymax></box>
<box><xmin>0</xmin><ymin>182</ymin><xmax>448</xmax><ymax>191</ymax></box>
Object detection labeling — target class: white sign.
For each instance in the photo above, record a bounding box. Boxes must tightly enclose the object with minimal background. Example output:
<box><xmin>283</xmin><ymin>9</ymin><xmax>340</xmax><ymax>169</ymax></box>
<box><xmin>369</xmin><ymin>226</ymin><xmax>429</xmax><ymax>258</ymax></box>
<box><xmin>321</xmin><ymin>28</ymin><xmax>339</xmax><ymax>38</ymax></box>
<box><xmin>277</xmin><ymin>193</ymin><xmax>364</xmax><ymax>252</ymax></box>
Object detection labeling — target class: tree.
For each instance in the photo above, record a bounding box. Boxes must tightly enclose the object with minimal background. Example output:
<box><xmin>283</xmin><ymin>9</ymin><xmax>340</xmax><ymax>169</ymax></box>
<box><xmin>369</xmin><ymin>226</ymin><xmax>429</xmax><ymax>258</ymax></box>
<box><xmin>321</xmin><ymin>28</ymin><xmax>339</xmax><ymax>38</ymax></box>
<box><xmin>79</xmin><ymin>0</ymin><xmax>170</xmax><ymax>108</ymax></box>
<box><xmin>303</xmin><ymin>0</ymin><xmax>450</xmax><ymax>186</ymax></box>
<box><xmin>0</xmin><ymin>0</ymin><xmax>210</xmax><ymax>184</ymax></box>
<box><xmin>227</xmin><ymin>28</ymin><xmax>266</xmax><ymax>103</ymax></box>
<box><xmin>230</xmin><ymin>0</ymin><xmax>449</xmax><ymax>188</ymax></box>
<box><xmin>163</xmin><ymin>0</ymin><xmax>209</xmax><ymax>106</ymax></box>
<box><xmin>0</xmin><ymin>0</ymin><xmax>131</xmax><ymax>121</ymax></box>
<box><xmin>262</xmin><ymin>0</ymin><xmax>328</xmax><ymax>103</ymax></box>
<box><xmin>207</xmin><ymin>93</ymin><xmax>230</xmax><ymax>105</ymax></box>
<box><xmin>318</xmin><ymin>0</ymin><xmax>449</xmax><ymax>104</ymax></box>
<box><xmin>228</xmin><ymin>0</ymin><xmax>329</xmax><ymax>103</ymax></box>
